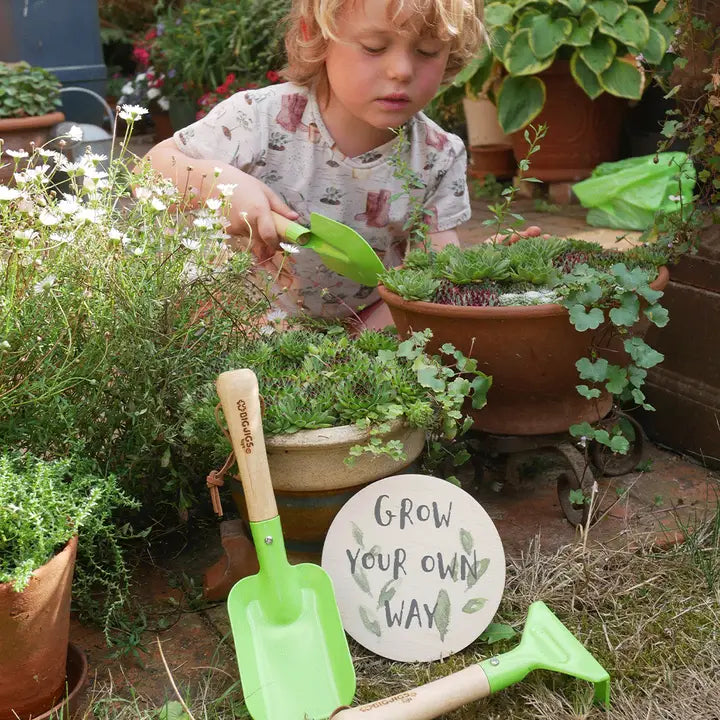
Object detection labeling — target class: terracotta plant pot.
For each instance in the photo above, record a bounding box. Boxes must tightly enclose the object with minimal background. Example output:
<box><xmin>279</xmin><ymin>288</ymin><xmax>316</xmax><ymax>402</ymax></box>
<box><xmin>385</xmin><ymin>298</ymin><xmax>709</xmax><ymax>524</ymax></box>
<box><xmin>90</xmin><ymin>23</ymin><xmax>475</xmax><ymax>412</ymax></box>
<box><xmin>151</xmin><ymin>110</ymin><xmax>174</xmax><ymax>143</ymax></box>
<box><xmin>32</xmin><ymin>643</ymin><xmax>89</xmax><ymax>720</ymax></box>
<box><xmin>230</xmin><ymin>421</ymin><xmax>426</xmax><ymax>557</ymax></box>
<box><xmin>462</xmin><ymin>96</ymin><xmax>510</xmax><ymax>148</ymax></box>
<box><xmin>0</xmin><ymin>111</ymin><xmax>65</xmax><ymax>184</ymax></box>
<box><xmin>468</xmin><ymin>144</ymin><xmax>516</xmax><ymax>181</ymax></box>
<box><xmin>377</xmin><ymin>267</ymin><xmax>670</xmax><ymax>436</ymax></box>
<box><xmin>0</xmin><ymin>535</ymin><xmax>78</xmax><ymax>720</ymax></box>
<box><xmin>510</xmin><ymin>61</ymin><xmax>625</xmax><ymax>182</ymax></box>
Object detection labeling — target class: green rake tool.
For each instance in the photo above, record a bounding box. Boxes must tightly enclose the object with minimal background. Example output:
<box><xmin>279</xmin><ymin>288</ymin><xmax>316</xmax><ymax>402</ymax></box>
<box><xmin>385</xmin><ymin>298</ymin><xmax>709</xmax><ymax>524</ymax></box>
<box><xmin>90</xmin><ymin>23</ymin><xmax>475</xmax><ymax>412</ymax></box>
<box><xmin>329</xmin><ymin>600</ymin><xmax>610</xmax><ymax>719</ymax></box>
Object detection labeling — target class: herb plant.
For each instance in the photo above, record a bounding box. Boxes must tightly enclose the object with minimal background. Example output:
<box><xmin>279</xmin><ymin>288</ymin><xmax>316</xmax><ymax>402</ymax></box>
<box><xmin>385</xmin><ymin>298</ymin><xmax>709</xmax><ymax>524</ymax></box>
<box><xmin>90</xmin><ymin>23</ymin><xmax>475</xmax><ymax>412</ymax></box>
<box><xmin>0</xmin><ymin>62</ymin><xmax>62</xmax><ymax>119</ymax></box>
<box><xmin>182</xmin><ymin>325</ymin><xmax>491</xmax><ymax>469</ymax></box>
<box><xmin>0</xmin><ymin>452</ymin><xmax>138</xmax><ymax>640</ymax></box>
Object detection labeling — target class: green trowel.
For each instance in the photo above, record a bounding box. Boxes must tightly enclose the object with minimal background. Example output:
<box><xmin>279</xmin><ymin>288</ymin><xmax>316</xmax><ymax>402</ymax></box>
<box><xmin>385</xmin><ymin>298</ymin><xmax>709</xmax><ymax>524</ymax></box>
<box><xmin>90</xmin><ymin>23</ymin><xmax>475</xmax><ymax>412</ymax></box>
<box><xmin>329</xmin><ymin>601</ymin><xmax>610</xmax><ymax>719</ymax></box>
<box><xmin>271</xmin><ymin>211</ymin><xmax>385</xmax><ymax>286</ymax></box>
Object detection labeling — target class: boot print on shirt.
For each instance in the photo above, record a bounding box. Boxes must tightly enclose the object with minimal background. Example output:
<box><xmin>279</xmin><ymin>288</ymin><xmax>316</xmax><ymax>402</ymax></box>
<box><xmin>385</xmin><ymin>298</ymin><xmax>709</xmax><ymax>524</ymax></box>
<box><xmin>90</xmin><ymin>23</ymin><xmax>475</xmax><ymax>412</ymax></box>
<box><xmin>354</xmin><ymin>189</ymin><xmax>391</xmax><ymax>227</ymax></box>
<box><xmin>275</xmin><ymin>93</ymin><xmax>309</xmax><ymax>132</ymax></box>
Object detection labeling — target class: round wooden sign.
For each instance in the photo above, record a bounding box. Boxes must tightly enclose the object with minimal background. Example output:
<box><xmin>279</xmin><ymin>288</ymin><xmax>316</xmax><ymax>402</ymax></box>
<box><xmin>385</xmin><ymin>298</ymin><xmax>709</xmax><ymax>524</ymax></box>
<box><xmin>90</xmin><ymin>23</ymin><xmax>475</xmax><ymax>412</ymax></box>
<box><xmin>321</xmin><ymin>474</ymin><xmax>505</xmax><ymax>662</ymax></box>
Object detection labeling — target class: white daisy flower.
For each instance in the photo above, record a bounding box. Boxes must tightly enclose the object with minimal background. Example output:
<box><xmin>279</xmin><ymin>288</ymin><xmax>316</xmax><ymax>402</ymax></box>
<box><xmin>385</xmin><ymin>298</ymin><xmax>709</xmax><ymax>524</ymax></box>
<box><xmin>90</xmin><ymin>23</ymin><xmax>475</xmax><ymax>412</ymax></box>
<box><xmin>39</xmin><ymin>210</ymin><xmax>60</xmax><ymax>226</ymax></box>
<box><xmin>216</xmin><ymin>183</ymin><xmax>237</xmax><ymax>197</ymax></box>
<box><xmin>119</xmin><ymin>104</ymin><xmax>149</xmax><ymax>121</ymax></box>
<box><xmin>33</xmin><ymin>274</ymin><xmax>57</xmax><ymax>294</ymax></box>
<box><xmin>181</xmin><ymin>237</ymin><xmax>201</xmax><ymax>251</ymax></box>
<box><xmin>279</xmin><ymin>242</ymin><xmax>300</xmax><ymax>254</ymax></box>
<box><xmin>57</xmin><ymin>196</ymin><xmax>82</xmax><ymax>214</ymax></box>
<box><xmin>259</xmin><ymin>324</ymin><xmax>276</xmax><ymax>336</ymax></box>
<box><xmin>68</xmin><ymin>125</ymin><xmax>84</xmax><ymax>142</ymax></box>
<box><xmin>151</xmin><ymin>197</ymin><xmax>167</xmax><ymax>211</ymax></box>
<box><xmin>266</xmin><ymin>309</ymin><xmax>288</xmax><ymax>323</ymax></box>
<box><xmin>193</xmin><ymin>216</ymin><xmax>215</xmax><ymax>229</ymax></box>
<box><xmin>134</xmin><ymin>187</ymin><xmax>152</xmax><ymax>201</ymax></box>
<box><xmin>205</xmin><ymin>197</ymin><xmax>222</xmax><ymax>211</ymax></box>
<box><xmin>0</xmin><ymin>186</ymin><xmax>22</xmax><ymax>201</ymax></box>
<box><xmin>15</xmin><ymin>229</ymin><xmax>38</xmax><ymax>241</ymax></box>
<box><xmin>6</xmin><ymin>149</ymin><xmax>29</xmax><ymax>159</ymax></box>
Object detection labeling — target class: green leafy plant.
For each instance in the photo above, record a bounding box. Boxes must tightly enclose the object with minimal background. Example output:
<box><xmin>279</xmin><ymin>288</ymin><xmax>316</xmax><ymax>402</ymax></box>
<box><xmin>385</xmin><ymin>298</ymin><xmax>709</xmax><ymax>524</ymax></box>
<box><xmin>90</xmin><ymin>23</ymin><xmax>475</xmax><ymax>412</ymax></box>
<box><xmin>182</xmin><ymin>325</ymin><xmax>491</xmax><ymax>468</ymax></box>
<box><xmin>149</xmin><ymin>0</ymin><xmax>290</xmax><ymax>103</ymax></box>
<box><xmin>0</xmin><ymin>451</ymin><xmax>138</xmax><ymax>639</ymax></box>
<box><xmin>482</xmin><ymin>0</ymin><xmax>679</xmax><ymax>133</ymax></box>
<box><xmin>0</xmin><ymin>61</ymin><xmax>62</xmax><ymax>119</ymax></box>
<box><xmin>0</xmin><ymin>109</ymin><xmax>269</xmax><ymax>513</ymax></box>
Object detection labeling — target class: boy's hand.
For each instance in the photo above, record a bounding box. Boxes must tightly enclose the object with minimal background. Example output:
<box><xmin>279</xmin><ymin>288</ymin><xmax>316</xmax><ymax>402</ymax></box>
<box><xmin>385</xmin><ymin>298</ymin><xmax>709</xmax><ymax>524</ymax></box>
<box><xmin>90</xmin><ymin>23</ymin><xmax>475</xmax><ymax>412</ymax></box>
<box><xmin>228</xmin><ymin>174</ymin><xmax>299</xmax><ymax>263</ymax></box>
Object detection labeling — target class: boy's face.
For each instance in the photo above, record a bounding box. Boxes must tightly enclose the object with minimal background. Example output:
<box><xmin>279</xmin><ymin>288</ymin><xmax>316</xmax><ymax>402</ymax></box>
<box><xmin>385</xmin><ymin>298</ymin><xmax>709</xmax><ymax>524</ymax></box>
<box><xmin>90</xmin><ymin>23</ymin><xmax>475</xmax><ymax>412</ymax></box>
<box><xmin>323</xmin><ymin>0</ymin><xmax>451</xmax><ymax>141</ymax></box>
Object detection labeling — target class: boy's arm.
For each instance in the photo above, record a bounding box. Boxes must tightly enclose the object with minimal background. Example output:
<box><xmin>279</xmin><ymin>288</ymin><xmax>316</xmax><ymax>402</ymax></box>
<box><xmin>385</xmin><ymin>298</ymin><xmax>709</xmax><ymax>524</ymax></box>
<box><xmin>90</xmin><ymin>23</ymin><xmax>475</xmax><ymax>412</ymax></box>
<box><xmin>142</xmin><ymin>138</ymin><xmax>297</xmax><ymax>261</ymax></box>
<box><xmin>428</xmin><ymin>229</ymin><xmax>460</xmax><ymax>251</ymax></box>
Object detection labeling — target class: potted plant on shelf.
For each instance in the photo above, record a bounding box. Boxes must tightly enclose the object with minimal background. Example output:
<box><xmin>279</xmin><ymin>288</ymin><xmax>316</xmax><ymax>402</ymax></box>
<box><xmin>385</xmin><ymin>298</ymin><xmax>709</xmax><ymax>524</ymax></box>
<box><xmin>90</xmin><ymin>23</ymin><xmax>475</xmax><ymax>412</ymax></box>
<box><xmin>0</xmin><ymin>452</ymin><xmax>136</xmax><ymax>720</ymax></box>
<box><xmin>434</xmin><ymin>43</ymin><xmax>516</xmax><ymax>180</ymax></box>
<box><xmin>0</xmin><ymin>61</ymin><xmax>64</xmax><ymax>183</ymax></box>
<box><xmin>482</xmin><ymin>0</ymin><xmax>678</xmax><ymax>180</ymax></box>
<box><xmin>182</xmin><ymin>323</ymin><xmax>490</xmax><ymax>556</ymax></box>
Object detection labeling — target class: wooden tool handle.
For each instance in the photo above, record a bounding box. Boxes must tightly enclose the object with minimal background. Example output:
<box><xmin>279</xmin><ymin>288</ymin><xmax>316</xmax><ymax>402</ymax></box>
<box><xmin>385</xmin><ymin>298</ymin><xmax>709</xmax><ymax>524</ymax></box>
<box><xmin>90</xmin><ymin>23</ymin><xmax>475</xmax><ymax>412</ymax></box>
<box><xmin>330</xmin><ymin>665</ymin><xmax>491</xmax><ymax>720</ymax></box>
<box><xmin>216</xmin><ymin>369</ymin><xmax>278</xmax><ymax>522</ymax></box>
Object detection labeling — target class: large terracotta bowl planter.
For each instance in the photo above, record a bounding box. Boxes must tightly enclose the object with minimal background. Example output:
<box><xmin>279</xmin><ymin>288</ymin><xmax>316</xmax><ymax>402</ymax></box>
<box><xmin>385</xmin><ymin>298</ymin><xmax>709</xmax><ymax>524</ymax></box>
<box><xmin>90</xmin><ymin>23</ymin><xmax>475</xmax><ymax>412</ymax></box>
<box><xmin>0</xmin><ymin>535</ymin><xmax>77</xmax><ymax>720</ymax></box>
<box><xmin>0</xmin><ymin>111</ymin><xmax>65</xmax><ymax>184</ymax></box>
<box><xmin>230</xmin><ymin>421</ymin><xmax>426</xmax><ymax>556</ymax></box>
<box><xmin>509</xmin><ymin>62</ymin><xmax>625</xmax><ymax>182</ymax></box>
<box><xmin>378</xmin><ymin>266</ymin><xmax>670</xmax><ymax>436</ymax></box>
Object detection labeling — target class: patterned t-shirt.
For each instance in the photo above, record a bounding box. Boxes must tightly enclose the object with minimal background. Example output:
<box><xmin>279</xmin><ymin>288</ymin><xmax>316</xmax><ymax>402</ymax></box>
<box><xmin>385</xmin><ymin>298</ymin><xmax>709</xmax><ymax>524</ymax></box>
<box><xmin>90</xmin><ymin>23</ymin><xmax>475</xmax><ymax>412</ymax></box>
<box><xmin>174</xmin><ymin>82</ymin><xmax>470</xmax><ymax>317</ymax></box>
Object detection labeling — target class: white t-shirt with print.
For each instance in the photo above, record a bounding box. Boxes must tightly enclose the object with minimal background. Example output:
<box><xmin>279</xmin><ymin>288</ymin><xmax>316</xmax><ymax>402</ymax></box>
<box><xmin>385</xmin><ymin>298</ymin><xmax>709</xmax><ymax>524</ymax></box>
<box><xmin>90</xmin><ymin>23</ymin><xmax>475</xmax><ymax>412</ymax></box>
<box><xmin>174</xmin><ymin>82</ymin><xmax>470</xmax><ymax>318</ymax></box>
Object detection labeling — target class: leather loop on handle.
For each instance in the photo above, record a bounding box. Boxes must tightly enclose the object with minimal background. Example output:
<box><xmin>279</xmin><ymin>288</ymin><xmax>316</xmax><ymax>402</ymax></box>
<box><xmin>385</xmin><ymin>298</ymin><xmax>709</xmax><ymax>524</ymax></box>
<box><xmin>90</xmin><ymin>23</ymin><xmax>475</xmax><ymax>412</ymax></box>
<box><xmin>216</xmin><ymin>369</ymin><xmax>278</xmax><ymax>522</ymax></box>
<box><xmin>330</xmin><ymin>665</ymin><xmax>491</xmax><ymax>720</ymax></box>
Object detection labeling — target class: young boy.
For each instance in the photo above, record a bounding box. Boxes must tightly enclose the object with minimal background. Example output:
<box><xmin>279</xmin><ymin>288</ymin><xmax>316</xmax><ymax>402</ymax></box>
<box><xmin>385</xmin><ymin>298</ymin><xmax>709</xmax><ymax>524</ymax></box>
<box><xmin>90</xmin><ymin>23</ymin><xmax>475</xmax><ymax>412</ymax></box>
<box><xmin>144</xmin><ymin>0</ymin><xmax>484</xmax><ymax>326</ymax></box>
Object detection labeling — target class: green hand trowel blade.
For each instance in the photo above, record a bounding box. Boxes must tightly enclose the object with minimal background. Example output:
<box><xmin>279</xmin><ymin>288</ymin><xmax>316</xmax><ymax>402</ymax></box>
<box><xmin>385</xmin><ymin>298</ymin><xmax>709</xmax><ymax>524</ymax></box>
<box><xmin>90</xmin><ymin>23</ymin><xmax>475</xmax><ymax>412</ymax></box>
<box><xmin>479</xmin><ymin>600</ymin><xmax>611</xmax><ymax>707</ymax></box>
<box><xmin>297</xmin><ymin>212</ymin><xmax>385</xmax><ymax>287</ymax></box>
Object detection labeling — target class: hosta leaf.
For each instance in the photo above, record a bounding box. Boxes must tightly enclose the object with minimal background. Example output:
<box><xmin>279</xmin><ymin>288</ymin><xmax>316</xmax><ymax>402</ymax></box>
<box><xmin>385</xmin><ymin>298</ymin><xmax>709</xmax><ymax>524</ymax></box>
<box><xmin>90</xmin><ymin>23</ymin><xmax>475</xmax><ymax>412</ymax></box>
<box><xmin>557</xmin><ymin>0</ymin><xmax>586</xmax><ymax>13</ymax></box>
<box><xmin>568</xmin><ymin>304</ymin><xmax>604</xmax><ymax>330</ymax></box>
<box><xmin>496</xmin><ymin>75</ymin><xmax>546</xmax><ymax>134</ymax></box>
<box><xmin>600</xmin><ymin>6</ymin><xmax>650</xmax><ymax>51</ymax></box>
<box><xmin>592</xmin><ymin>0</ymin><xmax>628</xmax><ymax>24</ymax></box>
<box><xmin>489</xmin><ymin>25</ymin><xmax>513</xmax><ymax>60</ymax></box>
<box><xmin>570</xmin><ymin>52</ymin><xmax>604</xmax><ymax>99</ymax></box>
<box><xmin>566</xmin><ymin>16</ymin><xmax>596</xmax><ymax>46</ymax></box>
<box><xmin>503</xmin><ymin>29</ymin><xmax>556</xmax><ymax>76</ymax></box>
<box><xmin>517</xmin><ymin>8</ymin><xmax>541</xmax><ymax>31</ymax></box>
<box><xmin>600</xmin><ymin>57</ymin><xmax>644</xmax><ymax>99</ymax></box>
<box><xmin>484</xmin><ymin>2</ymin><xmax>513</xmax><ymax>27</ymax></box>
<box><xmin>529</xmin><ymin>16</ymin><xmax>573</xmax><ymax>59</ymax></box>
<box><xmin>640</xmin><ymin>26</ymin><xmax>668</xmax><ymax>64</ymax></box>
<box><xmin>578</xmin><ymin>33</ymin><xmax>617</xmax><ymax>74</ymax></box>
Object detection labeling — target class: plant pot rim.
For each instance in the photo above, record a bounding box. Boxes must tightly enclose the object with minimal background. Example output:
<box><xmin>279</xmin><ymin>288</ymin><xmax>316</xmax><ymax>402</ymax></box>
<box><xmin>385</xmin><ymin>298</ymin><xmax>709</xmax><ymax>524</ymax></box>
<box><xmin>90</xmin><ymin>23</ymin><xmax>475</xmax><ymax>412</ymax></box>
<box><xmin>0</xmin><ymin>534</ymin><xmax>78</xmax><ymax>594</ymax></box>
<box><xmin>265</xmin><ymin>418</ymin><xmax>415</xmax><ymax>450</ymax></box>
<box><xmin>31</xmin><ymin>643</ymin><xmax>88</xmax><ymax>720</ymax></box>
<box><xmin>378</xmin><ymin>265</ymin><xmax>669</xmax><ymax>316</ymax></box>
<box><xmin>0</xmin><ymin>111</ymin><xmax>65</xmax><ymax>132</ymax></box>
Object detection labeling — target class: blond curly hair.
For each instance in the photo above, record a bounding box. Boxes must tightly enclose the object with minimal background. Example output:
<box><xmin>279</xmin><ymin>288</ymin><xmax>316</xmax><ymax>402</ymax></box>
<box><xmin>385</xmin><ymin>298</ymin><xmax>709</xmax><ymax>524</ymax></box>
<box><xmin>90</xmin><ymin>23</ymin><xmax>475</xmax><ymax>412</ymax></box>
<box><xmin>283</xmin><ymin>0</ymin><xmax>485</xmax><ymax>89</ymax></box>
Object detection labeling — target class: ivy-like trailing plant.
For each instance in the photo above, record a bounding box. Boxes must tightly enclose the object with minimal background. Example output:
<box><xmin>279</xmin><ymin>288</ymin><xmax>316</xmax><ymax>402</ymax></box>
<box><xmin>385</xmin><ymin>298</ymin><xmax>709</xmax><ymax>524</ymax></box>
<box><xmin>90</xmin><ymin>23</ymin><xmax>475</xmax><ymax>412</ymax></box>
<box><xmin>379</xmin><ymin>237</ymin><xmax>670</xmax><ymax>455</ymax></box>
<box><xmin>0</xmin><ymin>452</ymin><xmax>138</xmax><ymax>642</ymax></box>
<box><xmin>181</xmin><ymin>325</ymin><xmax>491</xmax><ymax>478</ymax></box>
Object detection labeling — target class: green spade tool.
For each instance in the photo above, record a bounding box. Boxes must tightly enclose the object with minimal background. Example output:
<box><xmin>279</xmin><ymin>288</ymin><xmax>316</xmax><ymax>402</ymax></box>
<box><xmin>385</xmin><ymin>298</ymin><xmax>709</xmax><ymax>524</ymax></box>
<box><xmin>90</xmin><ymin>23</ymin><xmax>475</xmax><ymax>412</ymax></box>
<box><xmin>272</xmin><ymin>211</ymin><xmax>385</xmax><ymax>286</ymax></box>
<box><xmin>216</xmin><ymin>368</ymin><xmax>356</xmax><ymax>720</ymax></box>
<box><xmin>330</xmin><ymin>601</ymin><xmax>610</xmax><ymax>719</ymax></box>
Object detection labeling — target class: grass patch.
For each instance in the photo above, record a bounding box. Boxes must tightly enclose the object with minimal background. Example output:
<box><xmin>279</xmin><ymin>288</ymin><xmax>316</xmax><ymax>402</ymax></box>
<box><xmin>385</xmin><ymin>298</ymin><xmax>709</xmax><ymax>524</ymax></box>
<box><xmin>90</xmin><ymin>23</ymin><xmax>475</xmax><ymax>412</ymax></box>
<box><xmin>77</xmin><ymin>507</ymin><xmax>720</xmax><ymax>719</ymax></box>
